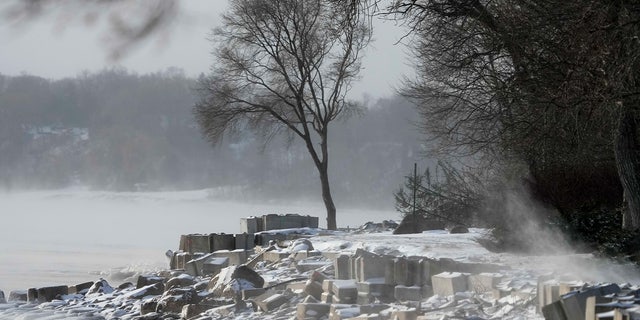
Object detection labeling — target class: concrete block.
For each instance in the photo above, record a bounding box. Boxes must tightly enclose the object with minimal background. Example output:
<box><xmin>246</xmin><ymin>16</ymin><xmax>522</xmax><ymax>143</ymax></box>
<box><xmin>210</xmin><ymin>233</ymin><xmax>236</xmax><ymax>252</ymax></box>
<box><xmin>357</xmin><ymin>293</ymin><xmax>375</xmax><ymax>304</ymax></box>
<box><xmin>202</xmin><ymin>257</ymin><xmax>230</xmax><ymax>276</ymax></box>
<box><xmin>184</xmin><ymin>252</ymin><xmax>207</xmax><ymax>276</ymax></box>
<box><xmin>304</xmin><ymin>280</ymin><xmax>324</xmax><ymax>300</ymax></box>
<box><xmin>330</xmin><ymin>305</ymin><xmax>361</xmax><ymax>320</ymax></box>
<box><xmin>174</xmin><ymin>252</ymin><xmax>193</xmax><ymax>270</ymax></box>
<box><xmin>27</xmin><ymin>288</ymin><xmax>38</xmax><ymax>303</ymax></box>
<box><xmin>253</xmin><ymin>291</ymin><xmax>289</xmax><ymax>312</ymax></box>
<box><xmin>407</xmin><ymin>259</ymin><xmax>421</xmax><ymax>287</ymax></box>
<box><xmin>257</xmin><ymin>233</ymin><xmax>287</xmax><ymax>246</ymax></box>
<box><xmin>559</xmin><ymin>282</ymin><xmax>583</xmax><ymax>296</ymax></box>
<box><xmin>537</xmin><ymin>275</ymin><xmax>555</xmax><ymax>313</ymax></box>
<box><xmin>561</xmin><ymin>288</ymin><xmax>600</xmax><ymax>320</ymax></box>
<box><xmin>241</xmin><ymin>217</ymin><xmax>260</xmax><ymax>234</ymax></box>
<box><xmin>235</xmin><ymin>233</ymin><xmax>255</xmax><ymax>251</ymax></box>
<box><xmin>310</xmin><ymin>271</ymin><xmax>328</xmax><ymax>284</ymax></box>
<box><xmin>360</xmin><ymin>304</ymin><xmax>392</xmax><ymax>314</ymax></box>
<box><xmin>332</xmin><ymin>280</ymin><xmax>358</xmax><ymax>304</ymax></box>
<box><xmin>390</xmin><ymin>309</ymin><xmax>419</xmax><ymax>320</ymax></box>
<box><xmin>263</xmin><ymin>214</ymin><xmax>285</xmax><ymax>230</ymax></box>
<box><xmin>394</xmin><ymin>257</ymin><xmax>409</xmax><ymax>286</ymax></box>
<box><xmin>297</xmin><ymin>303</ymin><xmax>331</xmax><ymax>320</ymax></box>
<box><xmin>357</xmin><ymin>281</ymin><xmax>395</xmax><ymax>302</ymax></box>
<box><xmin>37</xmin><ymin>285</ymin><xmax>68</xmax><ymax>302</ymax></box>
<box><xmin>306</xmin><ymin>216</ymin><xmax>319</xmax><ymax>228</ymax></box>
<box><xmin>137</xmin><ymin>275</ymin><xmax>164</xmax><ymax>289</ymax></box>
<box><xmin>431</xmin><ymin>272</ymin><xmax>468</xmax><ymax>296</ymax></box>
<box><xmin>286</xmin><ymin>281</ymin><xmax>307</xmax><ymax>293</ymax></box>
<box><xmin>493</xmin><ymin>287</ymin><xmax>512</xmax><ymax>299</ymax></box>
<box><xmin>394</xmin><ymin>285</ymin><xmax>423</xmax><ymax>302</ymax></box>
<box><xmin>545</xmin><ymin>283</ymin><xmax>561</xmax><ymax>305</ymax></box>
<box><xmin>69</xmin><ymin>281</ymin><xmax>94</xmax><ymax>294</ymax></box>
<box><xmin>585</xmin><ymin>295</ymin><xmax>614</xmax><ymax>320</ymax></box>
<box><xmin>323</xmin><ymin>280</ymin><xmax>335</xmax><ymax>293</ymax></box>
<box><xmin>335</xmin><ymin>254</ymin><xmax>352</xmax><ymax>280</ymax></box>
<box><xmin>182</xmin><ymin>234</ymin><xmax>211</xmax><ymax>253</ymax></box>
<box><xmin>181</xmin><ymin>304</ymin><xmax>213</xmax><ymax>320</ymax></box>
<box><xmin>385</xmin><ymin>258</ymin><xmax>396</xmax><ymax>285</ymax></box>
<box><xmin>213</xmin><ymin>249</ymin><xmax>250</xmax><ymax>266</ymax></box>
<box><xmin>321</xmin><ymin>292</ymin><xmax>334</xmax><ymax>303</ymax></box>
<box><xmin>8</xmin><ymin>290</ymin><xmax>27</xmax><ymax>302</ymax></box>
<box><xmin>467</xmin><ymin>273</ymin><xmax>503</xmax><ymax>293</ymax></box>
<box><xmin>292</xmin><ymin>251</ymin><xmax>322</xmax><ymax>261</ymax></box>
<box><xmin>355</xmin><ymin>254</ymin><xmax>388</xmax><ymax>282</ymax></box>
<box><xmin>241</xmin><ymin>288</ymin><xmax>266</xmax><ymax>300</ymax></box>
<box><xmin>297</xmin><ymin>259</ymin><xmax>331</xmax><ymax>273</ymax></box>
<box><xmin>598</xmin><ymin>283</ymin><xmax>621</xmax><ymax>296</ymax></box>
<box><xmin>542</xmin><ymin>300</ymin><xmax>567</xmax><ymax>320</ymax></box>
<box><xmin>263</xmin><ymin>251</ymin><xmax>290</xmax><ymax>262</ymax></box>
<box><xmin>346</xmin><ymin>314</ymin><xmax>382</xmax><ymax>319</ymax></box>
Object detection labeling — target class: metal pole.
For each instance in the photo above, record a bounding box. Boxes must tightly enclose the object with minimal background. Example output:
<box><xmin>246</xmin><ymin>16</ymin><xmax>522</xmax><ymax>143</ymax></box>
<box><xmin>413</xmin><ymin>162</ymin><xmax>418</xmax><ymax>233</ymax></box>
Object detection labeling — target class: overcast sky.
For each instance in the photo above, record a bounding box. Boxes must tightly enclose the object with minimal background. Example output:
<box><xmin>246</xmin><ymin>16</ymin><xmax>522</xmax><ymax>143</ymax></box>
<box><xmin>0</xmin><ymin>1</ymin><xmax>411</xmax><ymax>100</ymax></box>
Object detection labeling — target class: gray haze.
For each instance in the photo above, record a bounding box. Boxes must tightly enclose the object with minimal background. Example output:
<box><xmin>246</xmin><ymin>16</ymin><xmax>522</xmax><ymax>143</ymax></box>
<box><xmin>0</xmin><ymin>0</ymin><xmax>411</xmax><ymax>100</ymax></box>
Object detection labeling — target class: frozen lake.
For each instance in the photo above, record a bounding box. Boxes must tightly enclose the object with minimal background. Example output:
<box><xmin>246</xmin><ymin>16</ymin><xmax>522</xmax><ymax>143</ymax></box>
<box><xmin>0</xmin><ymin>190</ymin><xmax>399</xmax><ymax>294</ymax></box>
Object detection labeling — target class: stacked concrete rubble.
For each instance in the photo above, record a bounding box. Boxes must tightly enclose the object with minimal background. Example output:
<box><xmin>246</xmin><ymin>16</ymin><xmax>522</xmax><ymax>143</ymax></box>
<box><xmin>2</xmin><ymin>238</ymin><xmax>541</xmax><ymax>320</ymax></box>
<box><xmin>539</xmin><ymin>280</ymin><xmax>640</xmax><ymax>320</ymax></box>
<box><xmin>163</xmin><ymin>234</ymin><xmax>526</xmax><ymax>319</ymax></box>
<box><xmin>241</xmin><ymin>214</ymin><xmax>319</xmax><ymax>234</ymax></box>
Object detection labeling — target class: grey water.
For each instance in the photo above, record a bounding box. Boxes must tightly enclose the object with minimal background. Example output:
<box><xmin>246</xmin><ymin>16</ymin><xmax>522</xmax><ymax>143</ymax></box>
<box><xmin>0</xmin><ymin>190</ymin><xmax>397</xmax><ymax>294</ymax></box>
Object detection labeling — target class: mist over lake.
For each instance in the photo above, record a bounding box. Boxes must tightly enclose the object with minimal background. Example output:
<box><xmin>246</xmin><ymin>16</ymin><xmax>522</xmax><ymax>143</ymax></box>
<box><xmin>0</xmin><ymin>189</ymin><xmax>398</xmax><ymax>293</ymax></box>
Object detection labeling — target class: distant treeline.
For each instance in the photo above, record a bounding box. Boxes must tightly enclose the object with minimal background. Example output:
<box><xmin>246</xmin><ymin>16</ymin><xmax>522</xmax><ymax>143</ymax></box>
<box><xmin>0</xmin><ymin>69</ymin><xmax>429</xmax><ymax>208</ymax></box>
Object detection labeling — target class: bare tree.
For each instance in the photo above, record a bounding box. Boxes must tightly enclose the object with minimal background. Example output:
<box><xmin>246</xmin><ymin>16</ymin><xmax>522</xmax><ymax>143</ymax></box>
<box><xmin>194</xmin><ymin>0</ymin><xmax>373</xmax><ymax>230</ymax></box>
<box><xmin>387</xmin><ymin>0</ymin><xmax>640</xmax><ymax>228</ymax></box>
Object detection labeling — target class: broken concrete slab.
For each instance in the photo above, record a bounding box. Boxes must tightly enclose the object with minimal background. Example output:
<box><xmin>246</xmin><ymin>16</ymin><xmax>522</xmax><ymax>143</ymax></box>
<box><xmin>253</xmin><ymin>291</ymin><xmax>290</xmax><ymax>312</ymax></box>
<box><xmin>202</xmin><ymin>257</ymin><xmax>230</xmax><ymax>276</ymax></box>
<box><xmin>297</xmin><ymin>302</ymin><xmax>331</xmax><ymax>320</ymax></box>
<box><xmin>241</xmin><ymin>288</ymin><xmax>266</xmax><ymax>300</ymax></box>
<box><xmin>213</xmin><ymin>249</ymin><xmax>251</xmax><ymax>266</ymax></box>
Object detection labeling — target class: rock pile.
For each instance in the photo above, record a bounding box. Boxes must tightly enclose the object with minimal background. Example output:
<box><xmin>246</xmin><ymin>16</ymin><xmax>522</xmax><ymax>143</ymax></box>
<box><xmin>0</xmin><ymin>231</ymin><xmax>544</xmax><ymax>320</ymax></box>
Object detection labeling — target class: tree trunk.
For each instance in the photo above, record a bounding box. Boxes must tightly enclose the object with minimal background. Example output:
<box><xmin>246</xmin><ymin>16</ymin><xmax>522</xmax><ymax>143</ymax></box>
<box><xmin>319</xmin><ymin>167</ymin><xmax>337</xmax><ymax>230</ymax></box>
<box><xmin>615</xmin><ymin>105</ymin><xmax>640</xmax><ymax>230</ymax></box>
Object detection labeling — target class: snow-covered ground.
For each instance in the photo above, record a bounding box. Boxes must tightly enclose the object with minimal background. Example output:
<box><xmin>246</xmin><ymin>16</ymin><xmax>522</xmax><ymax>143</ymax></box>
<box><xmin>2</xmin><ymin>190</ymin><xmax>640</xmax><ymax>319</ymax></box>
<box><xmin>0</xmin><ymin>190</ymin><xmax>399</xmax><ymax>293</ymax></box>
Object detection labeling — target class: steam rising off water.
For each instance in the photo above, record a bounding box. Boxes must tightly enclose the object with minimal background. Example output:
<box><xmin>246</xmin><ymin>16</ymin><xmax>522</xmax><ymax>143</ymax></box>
<box><xmin>0</xmin><ymin>190</ymin><xmax>397</xmax><ymax>293</ymax></box>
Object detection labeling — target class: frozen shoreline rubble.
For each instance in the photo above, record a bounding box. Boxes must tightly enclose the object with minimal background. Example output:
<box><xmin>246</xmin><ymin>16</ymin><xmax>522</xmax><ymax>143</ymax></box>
<box><xmin>0</xmin><ymin>214</ymin><xmax>635</xmax><ymax>320</ymax></box>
